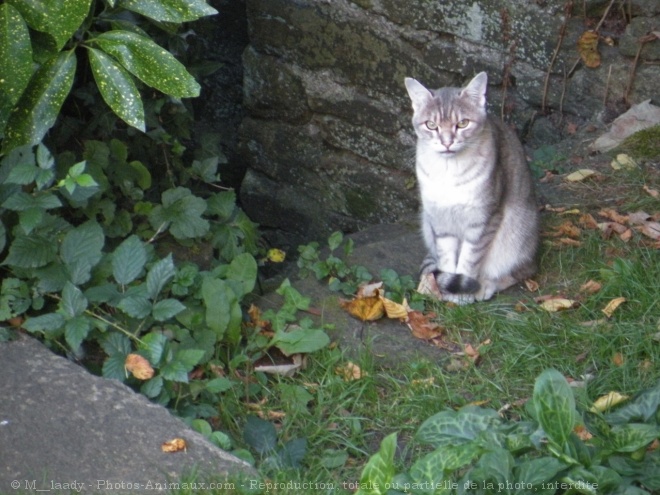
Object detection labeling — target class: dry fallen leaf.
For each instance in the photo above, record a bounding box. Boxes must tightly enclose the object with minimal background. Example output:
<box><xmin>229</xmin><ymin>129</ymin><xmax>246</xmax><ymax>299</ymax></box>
<box><xmin>539</xmin><ymin>298</ymin><xmax>578</xmax><ymax>312</ymax></box>
<box><xmin>566</xmin><ymin>169</ymin><xmax>597</xmax><ymax>182</ymax></box>
<box><xmin>335</xmin><ymin>361</ymin><xmax>365</xmax><ymax>381</ymax></box>
<box><xmin>580</xmin><ymin>280</ymin><xmax>602</xmax><ymax>294</ymax></box>
<box><xmin>590</xmin><ymin>391</ymin><xmax>629</xmax><ymax>413</ymax></box>
<box><xmin>255</xmin><ymin>354</ymin><xmax>305</xmax><ymax>377</ymax></box>
<box><xmin>125</xmin><ymin>353</ymin><xmax>155</xmax><ymax>380</ymax></box>
<box><xmin>628</xmin><ymin>211</ymin><xmax>652</xmax><ymax>225</ymax></box>
<box><xmin>599</xmin><ymin>208</ymin><xmax>629</xmax><ymax>224</ymax></box>
<box><xmin>610</xmin><ymin>153</ymin><xmax>638</xmax><ymax>170</ymax></box>
<box><xmin>406</xmin><ymin>310</ymin><xmax>444</xmax><ymax>340</ymax></box>
<box><xmin>643</xmin><ymin>185</ymin><xmax>659</xmax><ymax>198</ymax></box>
<box><xmin>577</xmin><ymin>30</ymin><xmax>601</xmax><ymax>68</ymax></box>
<box><xmin>637</xmin><ymin>222</ymin><xmax>660</xmax><ymax>241</ymax></box>
<box><xmin>602</xmin><ymin>297</ymin><xmax>626</xmax><ymax>318</ymax></box>
<box><xmin>574</xmin><ymin>424</ymin><xmax>594</xmax><ymax>441</ymax></box>
<box><xmin>416</xmin><ymin>272</ymin><xmax>442</xmax><ymax>298</ymax></box>
<box><xmin>161</xmin><ymin>438</ymin><xmax>187</xmax><ymax>453</ymax></box>
<box><xmin>356</xmin><ymin>281</ymin><xmax>383</xmax><ymax>298</ymax></box>
<box><xmin>524</xmin><ymin>279</ymin><xmax>540</xmax><ymax>292</ymax></box>
<box><xmin>381</xmin><ymin>296</ymin><xmax>409</xmax><ymax>320</ymax></box>
<box><xmin>612</xmin><ymin>352</ymin><xmax>625</xmax><ymax>367</ymax></box>
<box><xmin>340</xmin><ymin>296</ymin><xmax>384</xmax><ymax>321</ymax></box>
<box><xmin>578</xmin><ymin>213</ymin><xmax>599</xmax><ymax>229</ymax></box>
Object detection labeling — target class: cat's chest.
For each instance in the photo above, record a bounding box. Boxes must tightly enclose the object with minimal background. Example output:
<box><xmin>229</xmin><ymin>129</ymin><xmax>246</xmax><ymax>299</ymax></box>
<box><xmin>416</xmin><ymin>155</ymin><xmax>488</xmax><ymax>207</ymax></box>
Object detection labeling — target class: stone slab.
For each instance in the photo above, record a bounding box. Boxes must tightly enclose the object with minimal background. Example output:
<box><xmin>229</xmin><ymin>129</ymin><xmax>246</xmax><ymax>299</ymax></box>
<box><xmin>0</xmin><ymin>336</ymin><xmax>256</xmax><ymax>494</ymax></box>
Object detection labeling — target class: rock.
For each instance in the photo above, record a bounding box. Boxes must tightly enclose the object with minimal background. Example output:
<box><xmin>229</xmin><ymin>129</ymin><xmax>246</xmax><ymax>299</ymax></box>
<box><xmin>0</xmin><ymin>336</ymin><xmax>256</xmax><ymax>494</ymax></box>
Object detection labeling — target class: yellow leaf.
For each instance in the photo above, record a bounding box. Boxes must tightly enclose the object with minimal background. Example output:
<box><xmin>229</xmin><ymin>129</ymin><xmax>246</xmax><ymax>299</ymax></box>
<box><xmin>266</xmin><ymin>248</ymin><xmax>286</xmax><ymax>263</ymax></box>
<box><xmin>602</xmin><ymin>297</ymin><xmax>626</xmax><ymax>318</ymax></box>
<box><xmin>340</xmin><ymin>296</ymin><xmax>384</xmax><ymax>321</ymax></box>
<box><xmin>125</xmin><ymin>353</ymin><xmax>154</xmax><ymax>380</ymax></box>
<box><xmin>566</xmin><ymin>169</ymin><xmax>596</xmax><ymax>182</ymax></box>
<box><xmin>590</xmin><ymin>391</ymin><xmax>629</xmax><ymax>413</ymax></box>
<box><xmin>577</xmin><ymin>30</ymin><xmax>601</xmax><ymax>68</ymax></box>
<box><xmin>611</xmin><ymin>153</ymin><xmax>638</xmax><ymax>170</ymax></box>
<box><xmin>540</xmin><ymin>298</ymin><xmax>577</xmax><ymax>312</ymax></box>
<box><xmin>335</xmin><ymin>361</ymin><xmax>365</xmax><ymax>381</ymax></box>
<box><xmin>381</xmin><ymin>296</ymin><xmax>409</xmax><ymax>319</ymax></box>
<box><xmin>161</xmin><ymin>438</ymin><xmax>187</xmax><ymax>453</ymax></box>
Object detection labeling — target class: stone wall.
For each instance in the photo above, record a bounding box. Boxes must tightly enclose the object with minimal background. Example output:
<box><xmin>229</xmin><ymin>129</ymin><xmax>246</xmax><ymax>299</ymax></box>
<box><xmin>237</xmin><ymin>0</ymin><xmax>660</xmax><ymax>247</ymax></box>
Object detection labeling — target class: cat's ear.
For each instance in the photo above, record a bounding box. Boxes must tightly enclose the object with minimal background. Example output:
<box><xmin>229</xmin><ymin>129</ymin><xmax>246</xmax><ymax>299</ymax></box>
<box><xmin>404</xmin><ymin>78</ymin><xmax>433</xmax><ymax>112</ymax></box>
<box><xmin>460</xmin><ymin>72</ymin><xmax>488</xmax><ymax>107</ymax></box>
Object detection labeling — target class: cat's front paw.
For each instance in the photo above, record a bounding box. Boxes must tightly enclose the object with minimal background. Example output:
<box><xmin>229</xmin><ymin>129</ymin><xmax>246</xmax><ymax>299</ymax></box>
<box><xmin>440</xmin><ymin>292</ymin><xmax>475</xmax><ymax>305</ymax></box>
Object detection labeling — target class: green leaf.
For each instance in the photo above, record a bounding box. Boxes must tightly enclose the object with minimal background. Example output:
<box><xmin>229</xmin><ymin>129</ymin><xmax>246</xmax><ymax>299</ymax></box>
<box><xmin>0</xmin><ymin>3</ymin><xmax>32</xmax><ymax>130</ymax></box>
<box><xmin>92</xmin><ymin>30</ymin><xmax>200</xmax><ymax>98</ymax></box>
<box><xmin>87</xmin><ymin>47</ymin><xmax>146</xmax><ymax>131</ymax></box>
<box><xmin>206</xmin><ymin>377</ymin><xmax>235</xmax><ymax>394</ymax></box>
<box><xmin>2</xmin><ymin>234</ymin><xmax>58</xmax><ymax>268</ymax></box>
<box><xmin>101</xmin><ymin>333</ymin><xmax>132</xmax><ymax>380</ymax></box>
<box><xmin>206</xmin><ymin>190</ymin><xmax>236</xmax><ymax>221</ymax></box>
<box><xmin>22</xmin><ymin>312</ymin><xmax>65</xmax><ymax>333</ymax></box>
<box><xmin>152</xmin><ymin>298</ymin><xmax>185</xmax><ymax>322</ymax></box>
<box><xmin>226</xmin><ymin>253</ymin><xmax>257</xmax><ymax>297</ymax></box>
<box><xmin>140</xmin><ymin>376</ymin><xmax>163</xmax><ymax>398</ymax></box>
<box><xmin>120</xmin><ymin>0</ymin><xmax>218</xmax><ymax>23</ymax></box>
<box><xmin>6</xmin><ymin>162</ymin><xmax>39</xmax><ymax>185</ymax></box>
<box><xmin>278</xmin><ymin>438</ymin><xmax>306</xmax><ymax>469</ymax></box>
<box><xmin>357</xmin><ymin>432</ymin><xmax>397</xmax><ymax>495</ymax></box>
<box><xmin>191</xmin><ymin>418</ymin><xmax>213</xmax><ymax>437</ymax></box>
<box><xmin>409</xmin><ymin>444</ymin><xmax>479</xmax><ymax>491</ymax></box>
<box><xmin>112</xmin><ymin>235</ymin><xmax>147</xmax><ymax>285</ymax></box>
<box><xmin>610</xmin><ymin>423</ymin><xmax>660</xmax><ymax>453</ymax></box>
<box><xmin>606</xmin><ymin>383</ymin><xmax>660</xmax><ymax>425</ymax></box>
<box><xmin>533</xmin><ymin>369</ymin><xmax>576</xmax><ymax>448</ymax></box>
<box><xmin>59</xmin><ymin>282</ymin><xmax>88</xmax><ymax>318</ymax></box>
<box><xmin>140</xmin><ymin>331</ymin><xmax>168</xmax><ymax>364</ymax></box>
<box><xmin>328</xmin><ymin>231</ymin><xmax>344</xmax><ymax>251</ymax></box>
<box><xmin>2</xmin><ymin>191</ymin><xmax>61</xmax><ymax>211</ymax></box>
<box><xmin>514</xmin><ymin>457</ymin><xmax>567</xmax><ymax>493</ymax></box>
<box><xmin>146</xmin><ymin>254</ymin><xmax>175</xmax><ymax>299</ymax></box>
<box><xmin>2</xmin><ymin>50</ymin><xmax>76</xmax><ymax>154</ymax></box>
<box><xmin>160</xmin><ymin>349</ymin><xmax>203</xmax><ymax>382</ymax></box>
<box><xmin>201</xmin><ymin>277</ymin><xmax>241</xmax><ymax>342</ymax></box>
<box><xmin>7</xmin><ymin>0</ymin><xmax>92</xmax><ymax>51</ymax></box>
<box><xmin>243</xmin><ymin>416</ymin><xmax>277</xmax><ymax>455</ymax></box>
<box><xmin>117</xmin><ymin>294</ymin><xmax>152</xmax><ymax>319</ymax></box>
<box><xmin>60</xmin><ymin>221</ymin><xmax>105</xmax><ymax>285</ymax></box>
<box><xmin>64</xmin><ymin>316</ymin><xmax>91</xmax><ymax>352</ymax></box>
<box><xmin>148</xmin><ymin>187</ymin><xmax>209</xmax><ymax>240</ymax></box>
<box><xmin>271</xmin><ymin>328</ymin><xmax>330</xmax><ymax>355</ymax></box>
<box><xmin>416</xmin><ymin>406</ymin><xmax>501</xmax><ymax>448</ymax></box>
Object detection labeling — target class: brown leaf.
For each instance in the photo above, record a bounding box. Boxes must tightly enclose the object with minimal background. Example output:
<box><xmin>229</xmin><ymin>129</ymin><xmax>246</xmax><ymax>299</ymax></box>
<box><xmin>619</xmin><ymin>228</ymin><xmax>633</xmax><ymax>242</ymax></box>
<box><xmin>556</xmin><ymin>238</ymin><xmax>582</xmax><ymax>247</ymax></box>
<box><xmin>356</xmin><ymin>281</ymin><xmax>383</xmax><ymax>298</ymax></box>
<box><xmin>602</xmin><ymin>297</ymin><xmax>626</xmax><ymax>318</ymax></box>
<box><xmin>406</xmin><ymin>310</ymin><xmax>444</xmax><ymax>340</ymax></box>
<box><xmin>578</xmin><ymin>213</ymin><xmax>599</xmax><ymax>229</ymax></box>
<box><xmin>612</xmin><ymin>352</ymin><xmax>625</xmax><ymax>367</ymax></box>
<box><xmin>556</xmin><ymin>221</ymin><xmax>582</xmax><ymax>238</ymax></box>
<box><xmin>599</xmin><ymin>208</ymin><xmax>629</xmax><ymax>224</ymax></box>
<box><xmin>335</xmin><ymin>361</ymin><xmax>365</xmax><ymax>381</ymax></box>
<box><xmin>628</xmin><ymin>211</ymin><xmax>652</xmax><ymax>225</ymax></box>
<box><xmin>416</xmin><ymin>272</ymin><xmax>442</xmax><ymax>298</ymax></box>
<box><xmin>580</xmin><ymin>280</ymin><xmax>602</xmax><ymax>294</ymax></box>
<box><xmin>125</xmin><ymin>353</ymin><xmax>154</xmax><ymax>380</ymax></box>
<box><xmin>340</xmin><ymin>296</ymin><xmax>384</xmax><ymax>321</ymax></box>
<box><xmin>574</xmin><ymin>424</ymin><xmax>593</xmax><ymax>441</ymax></box>
<box><xmin>643</xmin><ymin>185</ymin><xmax>659</xmax><ymax>198</ymax></box>
<box><xmin>637</xmin><ymin>222</ymin><xmax>660</xmax><ymax>241</ymax></box>
<box><xmin>161</xmin><ymin>438</ymin><xmax>187</xmax><ymax>453</ymax></box>
<box><xmin>566</xmin><ymin>122</ymin><xmax>578</xmax><ymax>134</ymax></box>
<box><xmin>577</xmin><ymin>30</ymin><xmax>601</xmax><ymax>68</ymax></box>
<box><xmin>524</xmin><ymin>279</ymin><xmax>540</xmax><ymax>292</ymax></box>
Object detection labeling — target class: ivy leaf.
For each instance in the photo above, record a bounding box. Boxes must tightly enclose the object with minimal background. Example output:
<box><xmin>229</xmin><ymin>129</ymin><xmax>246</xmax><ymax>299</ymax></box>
<box><xmin>146</xmin><ymin>254</ymin><xmax>176</xmax><ymax>299</ymax></box>
<box><xmin>7</xmin><ymin>0</ymin><xmax>92</xmax><ymax>51</ymax></box>
<box><xmin>2</xmin><ymin>234</ymin><xmax>58</xmax><ymax>268</ymax></box>
<box><xmin>112</xmin><ymin>235</ymin><xmax>147</xmax><ymax>285</ymax></box>
<box><xmin>120</xmin><ymin>0</ymin><xmax>218</xmax><ymax>23</ymax></box>
<box><xmin>2</xmin><ymin>50</ymin><xmax>77</xmax><ymax>154</ymax></box>
<box><xmin>152</xmin><ymin>298</ymin><xmax>186</xmax><ymax>322</ymax></box>
<box><xmin>87</xmin><ymin>47</ymin><xmax>146</xmax><ymax>131</ymax></box>
<box><xmin>92</xmin><ymin>30</ymin><xmax>200</xmax><ymax>98</ymax></box>
<box><xmin>148</xmin><ymin>187</ymin><xmax>209</xmax><ymax>240</ymax></box>
<box><xmin>0</xmin><ymin>3</ymin><xmax>32</xmax><ymax>130</ymax></box>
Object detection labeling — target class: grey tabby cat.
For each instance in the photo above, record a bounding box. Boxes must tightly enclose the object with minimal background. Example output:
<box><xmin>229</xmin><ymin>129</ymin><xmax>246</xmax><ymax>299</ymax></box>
<box><xmin>404</xmin><ymin>72</ymin><xmax>539</xmax><ymax>304</ymax></box>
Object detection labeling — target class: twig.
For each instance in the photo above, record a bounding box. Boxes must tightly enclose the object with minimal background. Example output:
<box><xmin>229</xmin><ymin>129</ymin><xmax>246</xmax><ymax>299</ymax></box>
<box><xmin>542</xmin><ymin>0</ymin><xmax>573</xmax><ymax>113</ymax></box>
<box><xmin>603</xmin><ymin>64</ymin><xmax>613</xmax><ymax>106</ymax></box>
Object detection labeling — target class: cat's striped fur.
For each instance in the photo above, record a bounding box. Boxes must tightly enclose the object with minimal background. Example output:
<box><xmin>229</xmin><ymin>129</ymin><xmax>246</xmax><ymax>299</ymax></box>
<box><xmin>404</xmin><ymin>72</ymin><xmax>539</xmax><ymax>304</ymax></box>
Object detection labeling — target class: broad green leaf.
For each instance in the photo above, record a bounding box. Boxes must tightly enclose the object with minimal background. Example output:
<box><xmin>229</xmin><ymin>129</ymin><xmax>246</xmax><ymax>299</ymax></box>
<box><xmin>59</xmin><ymin>282</ymin><xmax>88</xmax><ymax>318</ymax></box>
<box><xmin>2</xmin><ymin>191</ymin><xmax>61</xmax><ymax>211</ymax></box>
<box><xmin>0</xmin><ymin>3</ymin><xmax>32</xmax><ymax>130</ymax></box>
<box><xmin>120</xmin><ymin>0</ymin><xmax>218</xmax><ymax>23</ymax></box>
<box><xmin>17</xmin><ymin>207</ymin><xmax>43</xmax><ymax>234</ymax></box>
<box><xmin>112</xmin><ymin>235</ymin><xmax>147</xmax><ymax>285</ymax></box>
<box><xmin>271</xmin><ymin>328</ymin><xmax>330</xmax><ymax>355</ymax></box>
<box><xmin>533</xmin><ymin>369</ymin><xmax>576</xmax><ymax>448</ymax></box>
<box><xmin>152</xmin><ymin>298</ymin><xmax>185</xmax><ymax>321</ymax></box>
<box><xmin>206</xmin><ymin>190</ymin><xmax>236</xmax><ymax>220</ymax></box>
<box><xmin>87</xmin><ymin>47</ymin><xmax>145</xmax><ymax>131</ymax></box>
<box><xmin>160</xmin><ymin>349</ymin><xmax>203</xmax><ymax>382</ymax></box>
<box><xmin>2</xmin><ymin>50</ymin><xmax>76</xmax><ymax>154</ymax></box>
<box><xmin>22</xmin><ymin>312</ymin><xmax>65</xmax><ymax>333</ymax></box>
<box><xmin>140</xmin><ymin>376</ymin><xmax>163</xmax><ymax>398</ymax></box>
<box><xmin>60</xmin><ymin>221</ymin><xmax>105</xmax><ymax>284</ymax></box>
<box><xmin>64</xmin><ymin>316</ymin><xmax>91</xmax><ymax>352</ymax></box>
<box><xmin>610</xmin><ymin>423</ymin><xmax>660</xmax><ymax>453</ymax></box>
<box><xmin>409</xmin><ymin>444</ymin><xmax>479</xmax><ymax>491</ymax></box>
<box><xmin>201</xmin><ymin>277</ymin><xmax>240</xmax><ymax>341</ymax></box>
<box><xmin>278</xmin><ymin>438</ymin><xmax>306</xmax><ymax>469</ymax></box>
<box><xmin>243</xmin><ymin>416</ymin><xmax>277</xmax><ymax>455</ymax></box>
<box><xmin>191</xmin><ymin>418</ymin><xmax>213</xmax><ymax>437</ymax></box>
<box><xmin>606</xmin><ymin>383</ymin><xmax>660</xmax><ymax>425</ymax></box>
<box><xmin>7</xmin><ymin>0</ymin><xmax>92</xmax><ymax>50</ymax></box>
<box><xmin>416</xmin><ymin>406</ymin><xmax>501</xmax><ymax>448</ymax></box>
<box><xmin>514</xmin><ymin>457</ymin><xmax>566</xmax><ymax>493</ymax></box>
<box><xmin>92</xmin><ymin>30</ymin><xmax>200</xmax><ymax>98</ymax></box>
<box><xmin>206</xmin><ymin>377</ymin><xmax>234</xmax><ymax>393</ymax></box>
<box><xmin>140</xmin><ymin>331</ymin><xmax>168</xmax><ymax>364</ymax></box>
<box><xmin>117</xmin><ymin>295</ymin><xmax>151</xmax><ymax>318</ymax></box>
<box><xmin>6</xmin><ymin>162</ymin><xmax>39</xmax><ymax>185</ymax></box>
<box><xmin>101</xmin><ymin>332</ymin><xmax>132</xmax><ymax>380</ymax></box>
<box><xmin>226</xmin><ymin>253</ymin><xmax>257</xmax><ymax>297</ymax></box>
<box><xmin>146</xmin><ymin>254</ymin><xmax>175</xmax><ymax>299</ymax></box>
<box><xmin>357</xmin><ymin>432</ymin><xmax>397</xmax><ymax>495</ymax></box>
<box><xmin>2</xmin><ymin>234</ymin><xmax>57</xmax><ymax>268</ymax></box>
<box><xmin>148</xmin><ymin>187</ymin><xmax>209</xmax><ymax>240</ymax></box>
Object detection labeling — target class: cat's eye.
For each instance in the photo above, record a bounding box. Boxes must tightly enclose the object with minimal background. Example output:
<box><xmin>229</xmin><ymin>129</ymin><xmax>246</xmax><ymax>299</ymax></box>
<box><xmin>425</xmin><ymin>121</ymin><xmax>438</xmax><ymax>130</ymax></box>
<box><xmin>456</xmin><ymin>119</ymin><xmax>470</xmax><ymax>129</ymax></box>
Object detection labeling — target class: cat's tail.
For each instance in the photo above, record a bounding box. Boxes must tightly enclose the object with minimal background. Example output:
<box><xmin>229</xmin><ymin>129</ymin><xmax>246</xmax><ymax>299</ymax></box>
<box><xmin>434</xmin><ymin>271</ymin><xmax>481</xmax><ymax>294</ymax></box>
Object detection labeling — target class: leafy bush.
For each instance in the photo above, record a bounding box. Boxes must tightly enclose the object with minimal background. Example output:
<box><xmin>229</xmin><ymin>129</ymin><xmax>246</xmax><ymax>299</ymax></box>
<box><xmin>357</xmin><ymin>369</ymin><xmax>660</xmax><ymax>494</ymax></box>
